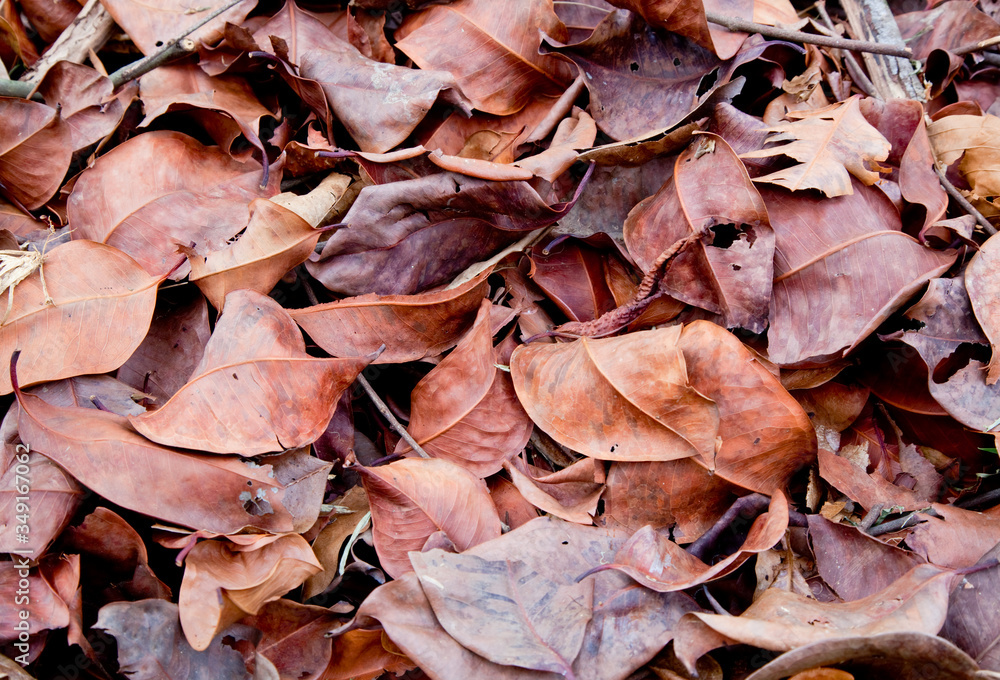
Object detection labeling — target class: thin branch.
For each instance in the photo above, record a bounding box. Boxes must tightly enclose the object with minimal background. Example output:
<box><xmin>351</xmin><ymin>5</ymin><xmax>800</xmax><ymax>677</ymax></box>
<box><xmin>0</xmin><ymin>80</ymin><xmax>36</xmax><ymax>99</ymax></box>
<box><xmin>814</xmin><ymin>1</ymin><xmax>878</xmax><ymax>96</ymax></box>
<box><xmin>108</xmin><ymin>0</ymin><xmax>245</xmax><ymax>88</ymax></box>
<box><xmin>956</xmin><ymin>486</ymin><xmax>1000</xmax><ymax>510</ymax></box>
<box><xmin>952</xmin><ymin>34</ymin><xmax>1000</xmax><ymax>57</ymax></box>
<box><xmin>704</xmin><ymin>10</ymin><xmax>913</xmax><ymax>58</ymax></box>
<box><xmin>867</xmin><ymin>511</ymin><xmax>926</xmax><ymax>536</ymax></box>
<box><xmin>356</xmin><ymin>374</ymin><xmax>430</xmax><ymax>459</ymax></box>
<box><xmin>934</xmin><ymin>164</ymin><xmax>997</xmax><ymax>236</ymax></box>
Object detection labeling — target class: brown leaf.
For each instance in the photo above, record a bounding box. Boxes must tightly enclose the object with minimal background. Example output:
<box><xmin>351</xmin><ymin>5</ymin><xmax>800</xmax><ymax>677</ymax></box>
<box><xmin>927</xmin><ymin>113</ymin><xmax>1000</xmax><ymax>218</ymax></box>
<box><xmin>806</xmin><ymin>514</ymin><xmax>925</xmax><ymax>601</ymax></box>
<box><xmin>248</xmin><ymin>599</ymin><xmax>344</xmax><ymax>680</ymax></box>
<box><xmin>0</xmin><ymin>559</ymin><xmax>71</xmax><ymax>640</ymax></box>
<box><xmin>397</xmin><ymin>300</ymin><xmax>533</xmax><ymax>477</ymax></box>
<box><xmin>600</xmin><ymin>459</ymin><xmax>740</xmax><ymax>543</ymax></box>
<box><xmin>67</xmin><ymin>130</ymin><xmax>279</xmax><ymax>278</ymax></box>
<box><xmin>355</xmin><ymin>517</ymin><xmax>700</xmax><ymax>680</ymax></box>
<box><xmin>966</xmin><ymin>232</ymin><xmax>1000</xmax><ymax>384</ymax></box>
<box><xmin>940</xmin><ymin>542</ymin><xmax>1000</xmax><ymax>671</ymax></box>
<box><xmin>542</xmin><ymin>10</ymin><xmax>720</xmax><ymax>141</ymax></box>
<box><xmin>411</xmin><ymin>550</ymin><xmax>593</xmax><ymax>675</ymax></box>
<box><xmin>15</xmin><ymin>375</ymin><xmax>329</xmax><ymax>534</ymax></box>
<box><xmin>744</xmin><ymin>632</ymin><xmax>985</xmax><ymax>680</ymax></box>
<box><xmin>762</xmin><ymin>180</ymin><xmax>958</xmax><ymax>366</ymax></box>
<box><xmin>306</xmin><ymin>171</ymin><xmax>586</xmax><ymax>296</ymax></box>
<box><xmin>673</xmin><ymin>563</ymin><xmax>959</xmax><ymax>672</ymax></box>
<box><xmin>299</xmin><ymin>42</ymin><xmax>472</xmax><ymax>153</ymax></box>
<box><xmin>905</xmin><ymin>503</ymin><xmax>1000</xmax><ymax>568</ymax></box>
<box><xmin>395</xmin><ymin>0</ymin><xmax>571</xmax><ymax>116</ymax></box>
<box><xmin>0</xmin><ymin>240</ymin><xmax>160</xmax><ymax>395</ymax></box>
<box><xmin>179</xmin><ymin>534</ymin><xmax>321</xmax><ymax>651</ymax></box>
<box><xmin>96</xmin><ymin>599</ymin><xmax>251</xmax><ymax>679</ymax></box>
<box><xmin>35</xmin><ymin>62</ymin><xmax>130</xmax><ymax>152</ymax></box>
<box><xmin>359</xmin><ymin>457</ymin><xmax>502</xmax><ymax>578</ymax></box>
<box><xmin>129</xmin><ymin>290</ymin><xmax>367</xmax><ymax>455</ymax></box>
<box><xmin>511</xmin><ymin>324</ymin><xmax>720</xmax><ymax>462</ymax></box>
<box><xmin>601</xmin><ymin>0</ymin><xmax>715</xmax><ymax>55</ymax></box>
<box><xmin>513</xmin><ymin>110</ymin><xmax>598</xmax><ymax>182</ymax></box>
<box><xmin>290</xmin><ymin>268</ymin><xmax>489</xmax><ymax>364</ymax></box>
<box><xmin>624</xmin><ymin>133</ymin><xmax>774</xmax><ymax>332</ymax></box>
<box><xmin>100</xmin><ymin>0</ymin><xmax>256</xmax><ymax>55</ymax></box>
<box><xmin>591</xmin><ymin>490</ymin><xmax>788</xmax><ymax>591</ymax></box>
<box><xmin>676</xmin><ymin>321</ymin><xmax>815</xmax><ymax>493</ymax></box>
<box><xmin>742</xmin><ymin>96</ymin><xmax>891</xmax><ymax>198</ymax></box>
<box><xmin>528</xmin><ymin>236</ymin><xmax>620</xmax><ymax>323</ymax></box>
<box><xmin>0</xmin><ymin>98</ymin><xmax>72</xmax><ymax>210</ymax></box>
<box><xmin>326</xmin><ymin>628</ymin><xmax>416</xmax><ymax>680</ymax></box>
<box><xmin>0</xmin><ymin>446</ymin><xmax>81</xmax><ymax>556</ymax></box>
<box><xmin>896</xmin><ymin>276</ymin><xmax>1000</xmax><ymax>431</ymax></box>
<box><xmin>185</xmin><ymin>198</ymin><xmax>326</xmax><ymax>311</ymax></box>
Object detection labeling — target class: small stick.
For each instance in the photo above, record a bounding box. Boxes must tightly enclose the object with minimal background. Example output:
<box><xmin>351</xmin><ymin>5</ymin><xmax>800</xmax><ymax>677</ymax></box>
<box><xmin>952</xmin><ymin>34</ymin><xmax>1000</xmax><ymax>57</ymax></box>
<box><xmin>956</xmin><ymin>487</ymin><xmax>1000</xmax><ymax>511</ymax></box>
<box><xmin>108</xmin><ymin>0</ymin><xmax>246</xmax><ymax>88</ymax></box>
<box><xmin>933</xmin><ymin>165</ymin><xmax>997</xmax><ymax>236</ymax></box>
<box><xmin>705</xmin><ymin>10</ymin><xmax>913</xmax><ymax>58</ymax></box>
<box><xmin>815</xmin><ymin>1</ymin><xmax>879</xmax><ymax>97</ymax></box>
<box><xmin>355</xmin><ymin>374</ymin><xmax>430</xmax><ymax>459</ymax></box>
<box><xmin>867</xmin><ymin>511</ymin><xmax>925</xmax><ymax>536</ymax></box>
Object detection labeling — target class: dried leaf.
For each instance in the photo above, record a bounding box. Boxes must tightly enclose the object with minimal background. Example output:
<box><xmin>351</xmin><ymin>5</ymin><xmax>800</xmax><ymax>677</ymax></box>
<box><xmin>511</xmin><ymin>324</ymin><xmax>720</xmax><ymax>462</ymax></box>
<box><xmin>290</xmin><ymin>268</ymin><xmax>489</xmax><ymax>364</ymax></box>
<box><xmin>397</xmin><ymin>301</ymin><xmax>533</xmax><ymax>477</ymax></box>
<box><xmin>359</xmin><ymin>457</ymin><xmax>502</xmax><ymax>578</ymax></box>
<box><xmin>0</xmin><ymin>98</ymin><xmax>71</xmax><ymax>210</ymax></box>
<box><xmin>742</xmin><ymin>97</ymin><xmax>891</xmax><ymax>198</ymax></box>
<box><xmin>395</xmin><ymin>0</ymin><xmax>571</xmax><ymax>116</ymax></box>
<box><xmin>179</xmin><ymin>534</ymin><xmax>321</xmax><ymax>651</ymax></box>
<box><xmin>129</xmin><ymin>290</ymin><xmax>368</xmax><ymax>455</ymax></box>
<box><xmin>0</xmin><ymin>240</ymin><xmax>160</xmax><ymax>395</ymax></box>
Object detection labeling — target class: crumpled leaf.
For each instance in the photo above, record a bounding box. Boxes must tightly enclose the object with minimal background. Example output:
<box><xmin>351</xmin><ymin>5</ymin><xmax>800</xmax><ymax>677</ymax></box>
<box><xmin>359</xmin><ymin>457</ymin><xmax>502</xmax><ymax>578</ymax></box>
<box><xmin>0</xmin><ymin>559</ymin><xmax>71</xmax><ymax>640</ymax></box>
<box><xmin>245</xmin><ymin>599</ymin><xmax>345</xmax><ymax>680</ymax></box>
<box><xmin>588</xmin><ymin>490</ymin><xmax>788</xmax><ymax>591</ymax></box>
<box><xmin>35</xmin><ymin>61</ymin><xmax>131</xmax><ymax>152</ymax></box>
<box><xmin>178</xmin><ymin>534</ymin><xmax>322</xmax><ymax>651</ymax></box>
<box><xmin>624</xmin><ymin>133</ymin><xmax>774</xmax><ymax>332</ymax></box>
<box><xmin>927</xmin><ymin>113</ymin><xmax>1000</xmax><ymax>218</ymax></box>
<box><xmin>742</xmin><ymin>96</ymin><xmax>891</xmax><ymax>198</ymax></box>
<box><xmin>290</xmin><ymin>268</ymin><xmax>489</xmax><ymax>364</ymax></box>
<box><xmin>129</xmin><ymin>290</ymin><xmax>368</xmax><ymax>455</ymax></box>
<box><xmin>673</xmin><ymin>563</ymin><xmax>960</xmax><ymax>673</ymax></box>
<box><xmin>511</xmin><ymin>324</ymin><xmax>720</xmax><ymax>462</ymax></box>
<box><xmin>96</xmin><ymin>599</ymin><xmax>251</xmax><ymax>679</ymax></box>
<box><xmin>303</xmin><ymin>486</ymin><xmax>370</xmax><ymax>600</ymax></box>
<box><xmin>411</xmin><ymin>550</ymin><xmax>593</xmax><ymax>676</ymax></box>
<box><xmin>67</xmin><ymin>130</ymin><xmax>279</xmax><ymax>278</ymax></box>
<box><xmin>0</xmin><ymin>240</ymin><xmax>161</xmax><ymax>395</ymax></box>
<box><xmin>138</xmin><ymin>63</ymin><xmax>276</xmax><ymax>161</ymax></box>
<box><xmin>395</xmin><ymin>0</ymin><xmax>571</xmax><ymax>116</ymax></box>
<box><xmin>396</xmin><ymin>300</ymin><xmax>533</xmax><ymax>477</ymax></box>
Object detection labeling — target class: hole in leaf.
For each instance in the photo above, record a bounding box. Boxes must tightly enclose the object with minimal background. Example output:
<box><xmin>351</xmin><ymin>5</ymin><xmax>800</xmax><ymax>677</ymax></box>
<box><xmin>673</xmin><ymin>57</ymin><xmax>681</xmax><ymax>66</ymax></box>
<box><xmin>932</xmin><ymin>342</ymin><xmax>990</xmax><ymax>384</ymax></box>
<box><xmin>732</xmin><ymin>264</ymin><xmax>741</xmax><ymax>271</ymax></box>
<box><xmin>630</xmin><ymin>62</ymin><xmax>639</xmax><ymax>72</ymax></box>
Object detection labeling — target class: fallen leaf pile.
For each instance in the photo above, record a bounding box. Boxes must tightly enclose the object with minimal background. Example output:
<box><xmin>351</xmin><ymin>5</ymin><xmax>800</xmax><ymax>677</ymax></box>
<box><xmin>2</xmin><ymin>0</ymin><xmax>1000</xmax><ymax>678</ymax></box>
